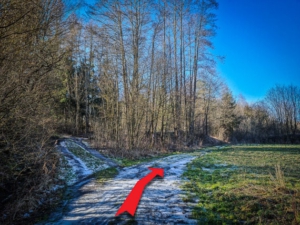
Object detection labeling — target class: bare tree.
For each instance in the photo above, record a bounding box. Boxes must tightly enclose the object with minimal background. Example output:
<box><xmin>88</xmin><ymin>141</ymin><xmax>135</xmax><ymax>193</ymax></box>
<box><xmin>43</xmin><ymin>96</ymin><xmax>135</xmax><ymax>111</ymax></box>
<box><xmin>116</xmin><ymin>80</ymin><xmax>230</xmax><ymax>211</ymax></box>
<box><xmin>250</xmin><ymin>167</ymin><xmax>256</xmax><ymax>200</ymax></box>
<box><xmin>265</xmin><ymin>85</ymin><xmax>300</xmax><ymax>136</ymax></box>
<box><xmin>0</xmin><ymin>0</ymin><xmax>66</xmax><ymax>222</ymax></box>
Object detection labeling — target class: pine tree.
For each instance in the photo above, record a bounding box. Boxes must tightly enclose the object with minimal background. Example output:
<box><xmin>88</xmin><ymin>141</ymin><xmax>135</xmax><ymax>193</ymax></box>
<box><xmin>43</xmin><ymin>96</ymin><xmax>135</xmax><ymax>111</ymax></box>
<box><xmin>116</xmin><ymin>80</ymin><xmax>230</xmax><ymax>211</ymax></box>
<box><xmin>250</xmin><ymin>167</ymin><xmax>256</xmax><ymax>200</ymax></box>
<box><xmin>219</xmin><ymin>91</ymin><xmax>239</xmax><ymax>141</ymax></box>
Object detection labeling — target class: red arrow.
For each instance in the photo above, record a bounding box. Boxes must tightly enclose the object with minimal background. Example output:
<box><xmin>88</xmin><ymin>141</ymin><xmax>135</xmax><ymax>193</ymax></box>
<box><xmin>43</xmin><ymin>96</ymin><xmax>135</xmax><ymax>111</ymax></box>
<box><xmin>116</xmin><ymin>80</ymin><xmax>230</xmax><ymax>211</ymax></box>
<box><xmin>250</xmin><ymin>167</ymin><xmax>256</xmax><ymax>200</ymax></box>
<box><xmin>115</xmin><ymin>167</ymin><xmax>164</xmax><ymax>216</ymax></box>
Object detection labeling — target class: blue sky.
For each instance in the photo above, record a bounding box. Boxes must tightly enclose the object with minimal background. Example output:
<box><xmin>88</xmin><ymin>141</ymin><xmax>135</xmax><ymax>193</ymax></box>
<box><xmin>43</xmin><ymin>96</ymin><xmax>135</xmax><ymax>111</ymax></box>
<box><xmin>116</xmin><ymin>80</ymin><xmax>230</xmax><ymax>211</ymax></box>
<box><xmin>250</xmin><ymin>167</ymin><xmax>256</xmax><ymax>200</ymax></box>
<box><xmin>81</xmin><ymin>0</ymin><xmax>300</xmax><ymax>103</ymax></box>
<box><xmin>213</xmin><ymin>0</ymin><xmax>300</xmax><ymax>102</ymax></box>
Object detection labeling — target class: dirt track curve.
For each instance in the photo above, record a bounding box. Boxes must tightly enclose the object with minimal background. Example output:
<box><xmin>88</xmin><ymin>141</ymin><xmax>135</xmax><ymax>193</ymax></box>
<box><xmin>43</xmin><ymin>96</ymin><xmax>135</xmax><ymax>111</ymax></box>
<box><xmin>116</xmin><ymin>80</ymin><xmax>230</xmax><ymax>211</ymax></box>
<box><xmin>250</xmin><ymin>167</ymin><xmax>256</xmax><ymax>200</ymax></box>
<box><xmin>43</xmin><ymin>140</ymin><xmax>203</xmax><ymax>225</ymax></box>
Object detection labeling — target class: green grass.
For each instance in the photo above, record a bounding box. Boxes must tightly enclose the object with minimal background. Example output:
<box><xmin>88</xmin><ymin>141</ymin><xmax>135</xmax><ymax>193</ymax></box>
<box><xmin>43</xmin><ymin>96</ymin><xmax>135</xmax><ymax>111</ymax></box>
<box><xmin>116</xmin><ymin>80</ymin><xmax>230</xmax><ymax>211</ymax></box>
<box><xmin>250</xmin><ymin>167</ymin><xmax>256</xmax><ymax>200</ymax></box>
<box><xmin>58</xmin><ymin>155</ymin><xmax>77</xmax><ymax>185</ymax></box>
<box><xmin>65</xmin><ymin>141</ymin><xmax>108</xmax><ymax>171</ymax></box>
<box><xmin>95</xmin><ymin>167</ymin><xmax>119</xmax><ymax>184</ymax></box>
<box><xmin>183</xmin><ymin>145</ymin><xmax>300</xmax><ymax>225</ymax></box>
<box><xmin>115</xmin><ymin>152</ymin><xmax>181</xmax><ymax>167</ymax></box>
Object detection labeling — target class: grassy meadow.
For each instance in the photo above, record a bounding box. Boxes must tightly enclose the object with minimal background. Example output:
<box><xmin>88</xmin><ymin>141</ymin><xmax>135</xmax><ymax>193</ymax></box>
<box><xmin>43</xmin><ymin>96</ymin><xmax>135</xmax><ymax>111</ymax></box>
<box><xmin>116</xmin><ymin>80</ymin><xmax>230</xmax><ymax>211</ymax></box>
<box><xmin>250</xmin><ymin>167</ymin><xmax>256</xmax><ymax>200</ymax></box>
<box><xmin>183</xmin><ymin>145</ymin><xmax>300</xmax><ymax>224</ymax></box>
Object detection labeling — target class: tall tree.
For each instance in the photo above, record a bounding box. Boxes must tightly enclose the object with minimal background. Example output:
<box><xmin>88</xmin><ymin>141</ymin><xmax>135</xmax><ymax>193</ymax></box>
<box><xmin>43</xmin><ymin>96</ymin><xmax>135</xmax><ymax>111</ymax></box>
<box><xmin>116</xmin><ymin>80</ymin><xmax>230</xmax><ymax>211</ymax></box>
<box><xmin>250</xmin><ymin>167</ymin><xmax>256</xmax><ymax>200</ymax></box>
<box><xmin>265</xmin><ymin>85</ymin><xmax>300</xmax><ymax>135</ymax></box>
<box><xmin>219</xmin><ymin>90</ymin><xmax>239</xmax><ymax>141</ymax></box>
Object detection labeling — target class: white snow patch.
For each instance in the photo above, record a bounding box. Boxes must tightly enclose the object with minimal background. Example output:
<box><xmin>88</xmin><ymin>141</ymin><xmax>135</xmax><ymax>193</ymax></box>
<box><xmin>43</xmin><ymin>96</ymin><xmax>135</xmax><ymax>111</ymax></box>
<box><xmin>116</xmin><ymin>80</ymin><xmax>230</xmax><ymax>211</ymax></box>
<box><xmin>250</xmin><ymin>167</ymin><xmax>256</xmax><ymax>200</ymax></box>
<box><xmin>82</xmin><ymin>141</ymin><xmax>90</xmax><ymax>147</ymax></box>
<box><xmin>61</xmin><ymin>141</ymin><xmax>93</xmax><ymax>176</ymax></box>
<box><xmin>51</xmin><ymin>184</ymin><xmax>64</xmax><ymax>192</ymax></box>
<box><xmin>202</xmin><ymin>167</ymin><xmax>215</xmax><ymax>173</ymax></box>
<box><xmin>215</xmin><ymin>163</ymin><xmax>227</xmax><ymax>167</ymax></box>
<box><xmin>49</xmin><ymin>153</ymin><xmax>199</xmax><ymax>224</ymax></box>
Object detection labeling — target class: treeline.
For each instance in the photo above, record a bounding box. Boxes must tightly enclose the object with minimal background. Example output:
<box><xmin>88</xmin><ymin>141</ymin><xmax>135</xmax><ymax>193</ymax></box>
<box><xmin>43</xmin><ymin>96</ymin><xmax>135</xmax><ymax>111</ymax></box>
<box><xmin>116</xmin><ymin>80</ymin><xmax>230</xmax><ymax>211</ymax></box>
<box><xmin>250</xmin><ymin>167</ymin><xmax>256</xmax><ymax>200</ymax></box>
<box><xmin>234</xmin><ymin>85</ymin><xmax>300</xmax><ymax>143</ymax></box>
<box><xmin>0</xmin><ymin>0</ymin><xmax>300</xmax><ymax>223</ymax></box>
<box><xmin>60</xmin><ymin>0</ymin><xmax>220</xmax><ymax>150</ymax></box>
<box><xmin>58</xmin><ymin>0</ymin><xmax>300</xmax><ymax>148</ymax></box>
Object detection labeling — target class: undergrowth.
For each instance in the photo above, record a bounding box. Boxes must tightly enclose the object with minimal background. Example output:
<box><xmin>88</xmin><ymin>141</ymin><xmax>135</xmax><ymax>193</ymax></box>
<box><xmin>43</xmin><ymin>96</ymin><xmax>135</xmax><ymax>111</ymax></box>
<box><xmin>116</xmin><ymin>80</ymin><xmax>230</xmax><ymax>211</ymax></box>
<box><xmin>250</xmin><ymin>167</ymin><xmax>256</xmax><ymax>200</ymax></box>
<box><xmin>183</xmin><ymin>145</ymin><xmax>300</xmax><ymax>224</ymax></box>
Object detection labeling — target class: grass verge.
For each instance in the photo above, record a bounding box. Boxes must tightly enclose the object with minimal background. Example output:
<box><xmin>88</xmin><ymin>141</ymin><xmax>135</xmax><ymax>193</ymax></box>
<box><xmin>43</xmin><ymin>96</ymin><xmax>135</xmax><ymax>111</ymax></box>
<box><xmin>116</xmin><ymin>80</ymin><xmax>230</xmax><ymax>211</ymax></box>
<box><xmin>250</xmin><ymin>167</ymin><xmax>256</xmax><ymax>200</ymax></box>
<box><xmin>95</xmin><ymin>167</ymin><xmax>119</xmax><ymax>184</ymax></box>
<box><xmin>183</xmin><ymin>145</ymin><xmax>300</xmax><ymax>224</ymax></box>
<box><xmin>113</xmin><ymin>152</ymin><xmax>183</xmax><ymax>167</ymax></box>
<box><xmin>64</xmin><ymin>141</ymin><xmax>108</xmax><ymax>171</ymax></box>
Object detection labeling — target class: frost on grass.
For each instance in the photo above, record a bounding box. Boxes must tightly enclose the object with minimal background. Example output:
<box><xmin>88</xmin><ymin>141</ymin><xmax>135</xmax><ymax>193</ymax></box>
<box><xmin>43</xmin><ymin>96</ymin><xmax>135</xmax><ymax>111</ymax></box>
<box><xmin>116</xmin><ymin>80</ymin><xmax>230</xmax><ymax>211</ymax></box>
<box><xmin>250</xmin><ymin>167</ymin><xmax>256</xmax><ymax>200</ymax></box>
<box><xmin>52</xmin><ymin>154</ymin><xmax>198</xmax><ymax>224</ymax></box>
<box><xmin>58</xmin><ymin>140</ymin><xmax>110</xmax><ymax>185</ymax></box>
<box><xmin>64</xmin><ymin>140</ymin><xmax>109</xmax><ymax>171</ymax></box>
<box><xmin>57</xmin><ymin>153</ymin><xmax>78</xmax><ymax>185</ymax></box>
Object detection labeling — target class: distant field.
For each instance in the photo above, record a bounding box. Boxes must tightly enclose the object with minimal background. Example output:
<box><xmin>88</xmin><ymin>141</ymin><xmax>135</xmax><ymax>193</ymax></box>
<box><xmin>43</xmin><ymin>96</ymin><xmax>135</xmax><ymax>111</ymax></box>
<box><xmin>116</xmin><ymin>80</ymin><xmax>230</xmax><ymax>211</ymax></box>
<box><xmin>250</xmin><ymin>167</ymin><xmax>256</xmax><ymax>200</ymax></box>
<box><xmin>183</xmin><ymin>145</ymin><xmax>300</xmax><ymax>224</ymax></box>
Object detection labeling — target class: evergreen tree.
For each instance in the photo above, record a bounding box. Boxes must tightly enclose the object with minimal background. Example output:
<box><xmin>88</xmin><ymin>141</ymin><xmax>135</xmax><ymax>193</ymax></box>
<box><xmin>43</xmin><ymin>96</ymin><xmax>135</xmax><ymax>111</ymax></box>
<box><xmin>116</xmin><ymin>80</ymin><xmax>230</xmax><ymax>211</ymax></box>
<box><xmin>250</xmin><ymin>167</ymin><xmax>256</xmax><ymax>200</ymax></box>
<box><xmin>219</xmin><ymin>91</ymin><xmax>239</xmax><ymax>141</ymax></box>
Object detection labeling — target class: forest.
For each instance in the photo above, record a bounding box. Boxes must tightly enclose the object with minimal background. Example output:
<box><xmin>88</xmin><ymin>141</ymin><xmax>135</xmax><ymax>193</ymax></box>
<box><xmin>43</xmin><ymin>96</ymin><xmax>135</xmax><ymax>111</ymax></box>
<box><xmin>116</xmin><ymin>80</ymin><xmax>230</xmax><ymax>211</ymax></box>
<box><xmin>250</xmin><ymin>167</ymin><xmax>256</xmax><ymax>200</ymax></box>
<box><xmin>0</xmin><ymin>0</ymin><xmax>300</xmax><ymax>223</ymax></box>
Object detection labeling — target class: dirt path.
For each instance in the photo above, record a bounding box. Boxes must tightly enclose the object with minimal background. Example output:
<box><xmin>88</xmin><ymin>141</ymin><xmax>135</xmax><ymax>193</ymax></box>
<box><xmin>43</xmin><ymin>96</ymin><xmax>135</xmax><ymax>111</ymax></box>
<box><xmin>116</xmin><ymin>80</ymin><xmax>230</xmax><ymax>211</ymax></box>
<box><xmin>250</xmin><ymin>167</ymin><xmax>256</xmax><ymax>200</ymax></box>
<box><xmin>44</xmin><ymin>141</ymin><xmax>203</xmax><ymax>224</ymax></box>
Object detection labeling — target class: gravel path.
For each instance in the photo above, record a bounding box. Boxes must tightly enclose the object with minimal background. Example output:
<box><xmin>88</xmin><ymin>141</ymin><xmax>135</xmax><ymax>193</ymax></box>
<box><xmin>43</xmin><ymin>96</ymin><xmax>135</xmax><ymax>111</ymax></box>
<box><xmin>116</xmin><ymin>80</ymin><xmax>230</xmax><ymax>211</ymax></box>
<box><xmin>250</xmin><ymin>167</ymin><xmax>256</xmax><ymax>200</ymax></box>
<box><xmin>44</xmin><ymin>141</ymin><xmax>203</xmax><ymax>224</ymax></box>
